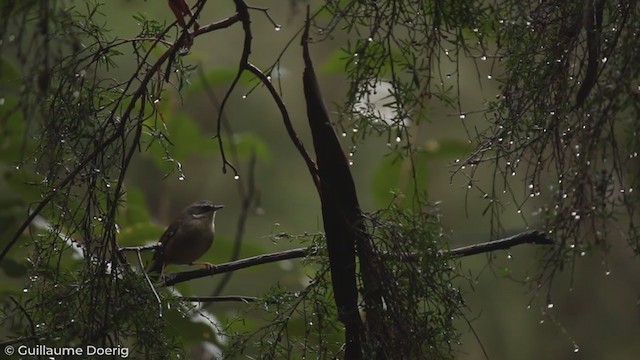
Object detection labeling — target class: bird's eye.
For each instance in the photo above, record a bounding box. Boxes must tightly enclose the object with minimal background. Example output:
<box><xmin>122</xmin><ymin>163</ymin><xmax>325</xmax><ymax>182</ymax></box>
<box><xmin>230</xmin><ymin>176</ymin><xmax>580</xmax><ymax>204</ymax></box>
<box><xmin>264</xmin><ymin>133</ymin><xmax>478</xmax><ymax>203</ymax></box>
<box><xmin>198</xmin><ymin>205</ymin><xmax>212</xmax><ymax>212</ymax></box>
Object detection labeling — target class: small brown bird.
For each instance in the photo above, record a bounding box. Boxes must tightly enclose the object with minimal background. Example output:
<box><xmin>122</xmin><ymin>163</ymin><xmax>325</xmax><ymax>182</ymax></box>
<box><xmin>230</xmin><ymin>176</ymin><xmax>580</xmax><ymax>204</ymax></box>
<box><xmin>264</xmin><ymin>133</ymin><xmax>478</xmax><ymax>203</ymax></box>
<box><xmin>148</xmin><ymin>200</ymin><xmax>224</xmax><ymax>279</ymax></box>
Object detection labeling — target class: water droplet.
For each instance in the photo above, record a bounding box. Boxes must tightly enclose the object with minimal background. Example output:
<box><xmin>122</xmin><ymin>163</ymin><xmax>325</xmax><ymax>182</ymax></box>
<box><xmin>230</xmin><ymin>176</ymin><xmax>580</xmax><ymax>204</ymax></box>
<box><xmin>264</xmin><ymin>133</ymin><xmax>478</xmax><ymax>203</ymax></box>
<box><xmin>367</xmin><ymin>37</ymin><xmax>373</xmax><ymax>42</ymax></box>
<box><xmin>573</xmin><ymin>346</ymin><xmax>580</xmax><ymax>353</ymax></box>
<box><xmin>341</xmin><ymin>132</ymin><xmax>347</xmax><ymax>137</ymax></box>
<box><xmin>480</xmin><ymin>55</ymin><xmax>487</xmax><ymax>61</ymax></box>
<box><xmin>234</xmin><ymin>175</ymin><xmax>240</xmax><ymax>180</ymax></box>
<box><xmin>547</xmin><ymin>303</ymin><xmax>554</xmax><ymax>309</ymax></box>
<box><xmin>178</xmin><ymin>174</ymin><xmax>185</xmax><ymax>181</ymax></box>
<box><xmin>487</xmin><ymin>74</ymin><xmax>492</xmax><ymax>79</ymax></box>
<box><xmin>242</xmin><ymin>95</ymin><xmax>247</xmax><ymax>99</ymax></box>
<box><xmin>0</xmin><ymin>98</ymin><xmax>5</xmax><ymax>106</ymax></box>
<box><xmin>507</xmin><ymin>253</ymin><xmax>512</xmax><ymax>259</ymax></box>
<box><xmin>275</xmin><ymin>25</ymin><xmax>282</xmax><ymax>31</ymax></box>
<box><xmin>459</xmin><ymin>113</ymin><xmax>466</xmax><ymax>119</ymax></box>
<box><xmin>605</xmin><ymin>270</ymin><xmax>611</xmax><ymax>276</ymax></box>
<box><xmin>395</xmin><ymin>136</ymin><xmax>401</xmax><ymax>143</ymax></box>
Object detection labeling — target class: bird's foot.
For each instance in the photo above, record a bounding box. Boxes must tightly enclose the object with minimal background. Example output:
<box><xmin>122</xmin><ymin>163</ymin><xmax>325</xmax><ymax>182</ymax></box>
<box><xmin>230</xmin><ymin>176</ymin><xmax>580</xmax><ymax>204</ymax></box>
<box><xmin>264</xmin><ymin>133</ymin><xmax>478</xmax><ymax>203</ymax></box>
<box><xmin>191</xmin><ymin>261</ymin><xmax>217</xmax><ymax>271</ymax></box>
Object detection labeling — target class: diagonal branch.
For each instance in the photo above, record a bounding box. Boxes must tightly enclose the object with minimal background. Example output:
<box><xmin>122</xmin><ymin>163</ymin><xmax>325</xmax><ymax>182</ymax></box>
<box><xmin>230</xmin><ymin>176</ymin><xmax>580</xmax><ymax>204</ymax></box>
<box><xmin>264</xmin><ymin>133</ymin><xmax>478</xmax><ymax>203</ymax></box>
<box><xmin>159</xmin><ymin>230</ymin><xmax>554</xmax><ymax>287</ymax></box>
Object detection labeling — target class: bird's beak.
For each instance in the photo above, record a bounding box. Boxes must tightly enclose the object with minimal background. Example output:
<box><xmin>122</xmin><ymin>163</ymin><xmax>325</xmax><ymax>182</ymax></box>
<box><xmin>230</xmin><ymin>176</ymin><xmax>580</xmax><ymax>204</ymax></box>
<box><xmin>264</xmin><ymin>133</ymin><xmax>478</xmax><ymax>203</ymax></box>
<box><xmin>212</xmin><ymin>204</ymin><xmax>224</xmax><ymax>212</ymax></box>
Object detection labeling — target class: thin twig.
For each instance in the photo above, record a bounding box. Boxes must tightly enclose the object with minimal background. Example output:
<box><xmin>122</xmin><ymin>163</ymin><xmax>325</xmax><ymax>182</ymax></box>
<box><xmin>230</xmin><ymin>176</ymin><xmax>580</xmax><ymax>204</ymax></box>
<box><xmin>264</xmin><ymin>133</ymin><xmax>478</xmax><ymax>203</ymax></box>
<box><xmin>136</xmin><ymin>249</ymin><xmax>162</xmax><ymax>317</ymax></box>
<box><xmin>246</xmin><ymin>6</ymin><xmax>281</xmax><ymax>29</ymax></box>
<box><xmin>246</xmin><ymin>63</ymin><xmax>320</xmax><ymax>190</ymax></box>
<box><xmin>213</xmin><ymin>0</ymin><xmax>252</xmax><ymax>176</ymax></box>
<box><xmin>118</xmin><ymin>244</ymin><xmax>161</xmax><ymax>252</ymax></box>
<box><xmin>211</xmin><ymin>152</ymin><xmax>257</xmax><ymax>297</ymax></box>
<box><xmin>9</xmin><ymin>296</ymin><xmax>37</xmax><ymax>344</ymax></box>
<box><xmin>180</xmin><ymin>295</ymin><xmax>259</xmax><ymax>303</ymax></box>
<box><xmin>195</xmin><ymin>65</ymin><xmax>257</xmax><ymax>298</ymax></box>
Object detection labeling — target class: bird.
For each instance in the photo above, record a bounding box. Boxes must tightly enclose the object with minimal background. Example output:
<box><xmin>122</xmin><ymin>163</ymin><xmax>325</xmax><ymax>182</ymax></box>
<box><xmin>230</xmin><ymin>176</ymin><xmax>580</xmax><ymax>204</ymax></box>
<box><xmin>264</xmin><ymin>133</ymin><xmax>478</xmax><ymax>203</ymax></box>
<box><xmin>148</xmin><ymin>200</ymin><xmax>224</xmax><ymax>280</ymax></box>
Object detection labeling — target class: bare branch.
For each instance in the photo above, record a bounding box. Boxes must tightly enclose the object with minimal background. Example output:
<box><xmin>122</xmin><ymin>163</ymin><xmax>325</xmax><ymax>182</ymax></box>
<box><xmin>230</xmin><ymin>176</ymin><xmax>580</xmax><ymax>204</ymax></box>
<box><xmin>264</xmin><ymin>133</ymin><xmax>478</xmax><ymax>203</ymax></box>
<box><xmin>161</xmin><ymin>230</ymin><xmax>554</xmax><ymax>286</ymax></box>
<box><xmin>163</xmin><ymin>247</ymin><xmax>310</xmax><ymax>286</ymax></box>
<box><xmin>180</xmin><ymin>295</ymin><xmax>259</xmax><ymax>303</ymax></box>
<box><xmin>446</xmin><ymin>230</ymin><xmax>554</xmax><ymax>258</ymax></box>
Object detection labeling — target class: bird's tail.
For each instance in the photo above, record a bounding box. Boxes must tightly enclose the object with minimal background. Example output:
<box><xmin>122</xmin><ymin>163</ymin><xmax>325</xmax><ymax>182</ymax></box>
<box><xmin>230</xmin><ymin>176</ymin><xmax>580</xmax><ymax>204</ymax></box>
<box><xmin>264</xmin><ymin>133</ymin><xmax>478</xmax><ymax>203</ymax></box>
<box><xmin>147</xmin><ymin>252</ymin><xmax>164</xmax><ymax>281</ymax></box>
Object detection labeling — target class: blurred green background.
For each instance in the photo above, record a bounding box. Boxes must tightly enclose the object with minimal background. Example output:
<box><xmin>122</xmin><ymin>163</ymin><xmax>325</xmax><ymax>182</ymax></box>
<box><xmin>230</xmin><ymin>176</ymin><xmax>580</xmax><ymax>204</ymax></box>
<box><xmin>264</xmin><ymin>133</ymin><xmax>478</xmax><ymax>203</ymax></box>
<box><xmin>1</xmin><ymin>1</ymin><xmax>639</xmax><ymax>359</ymax></box>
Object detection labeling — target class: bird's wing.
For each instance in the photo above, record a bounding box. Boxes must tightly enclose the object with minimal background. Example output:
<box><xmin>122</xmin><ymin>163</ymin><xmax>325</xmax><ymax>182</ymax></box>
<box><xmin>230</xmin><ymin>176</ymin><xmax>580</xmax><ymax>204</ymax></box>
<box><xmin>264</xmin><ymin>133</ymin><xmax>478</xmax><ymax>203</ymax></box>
<box><xmin>148</xmin><ymin>219</ymin><xmax>182</xmax><ymax>274</ymax></box>
<box><xmin>159</xmin><ymin>219</ymin><xmax>180</xmax><ymax>245</ymax></box>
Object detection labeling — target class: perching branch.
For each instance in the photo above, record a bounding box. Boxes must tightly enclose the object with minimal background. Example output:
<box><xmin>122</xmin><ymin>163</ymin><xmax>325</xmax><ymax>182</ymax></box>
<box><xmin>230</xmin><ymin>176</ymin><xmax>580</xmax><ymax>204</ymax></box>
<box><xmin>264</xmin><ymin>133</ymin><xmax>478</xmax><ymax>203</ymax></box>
<box><xmin>163</xmin><ymin>247</ymin><xmax>310</xmax><ymax>286</ymax></box>
<box><xmin>160</xmin><ymin>230</ymin><xmax>554</xmax><ymax>286</ymax></box>
<box><xmin>446</xmin><ymin>230</ymin><xmax>553</xmax><ymax>257</ymax></box>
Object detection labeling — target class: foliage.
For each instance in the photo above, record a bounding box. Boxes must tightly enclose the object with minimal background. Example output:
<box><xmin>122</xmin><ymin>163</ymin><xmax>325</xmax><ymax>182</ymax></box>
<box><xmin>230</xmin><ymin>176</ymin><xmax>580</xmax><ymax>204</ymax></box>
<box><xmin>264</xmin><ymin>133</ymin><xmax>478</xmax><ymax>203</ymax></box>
<box><xmin>320</xmin><ymin>0</ymin><xmax>489</xmax><ymax>138</ymax></box>
<box><xmin>320</xmin><ymin>0</ymin><xmax>640</xmax><ymax>289</ymax></box>
<box><xmin>457</xmin><ymin>1</ymin><xmax>640</xmax><ymax>278</ymax></box>
<box><xmin>226</xmin><ymin>206</ymin><xmax>464</xmax><ymax>359</ymax></box>
<box><xmin>1</xmin><ymin>0</ymin><xmax>638</xmax><ymax>359</ymax></box>
<box><xmin>0</xmin><ymin>0</ymin><xmax>212</xmax><ymax>354</ymax></box>
<box><xmin>359</xmin><ymin>204</ymin><xmax>464</xmax><ymax>359</ymax></box>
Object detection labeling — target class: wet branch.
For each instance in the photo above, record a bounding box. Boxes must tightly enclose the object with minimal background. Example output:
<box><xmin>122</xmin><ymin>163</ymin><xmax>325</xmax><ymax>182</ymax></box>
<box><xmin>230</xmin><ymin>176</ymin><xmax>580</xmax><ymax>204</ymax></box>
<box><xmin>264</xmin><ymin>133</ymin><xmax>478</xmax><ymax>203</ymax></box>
<box><xmin>160</xmin><ymin>230</ymin><xmax>554</xmax><ymax>286</ymax></box>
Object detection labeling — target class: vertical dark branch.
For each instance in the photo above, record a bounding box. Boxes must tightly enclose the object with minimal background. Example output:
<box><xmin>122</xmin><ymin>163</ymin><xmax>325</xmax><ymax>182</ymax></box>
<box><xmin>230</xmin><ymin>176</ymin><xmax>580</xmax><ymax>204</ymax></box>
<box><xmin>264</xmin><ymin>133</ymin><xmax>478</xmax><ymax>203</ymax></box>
<box><xmin>301</xmin><ymin>10</ymin><xmax>363</xmax><ymax>359</ymax></box>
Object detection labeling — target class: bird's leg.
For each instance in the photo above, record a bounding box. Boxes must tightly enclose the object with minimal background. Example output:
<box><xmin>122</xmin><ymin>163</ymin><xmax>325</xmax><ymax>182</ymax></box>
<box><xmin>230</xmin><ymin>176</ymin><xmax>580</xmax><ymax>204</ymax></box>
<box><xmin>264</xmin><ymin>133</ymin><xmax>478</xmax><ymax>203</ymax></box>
<box><xmin>190</xmin><ymin>261</ymin><xmax>217</xmax><ymax>271</ymax></box>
